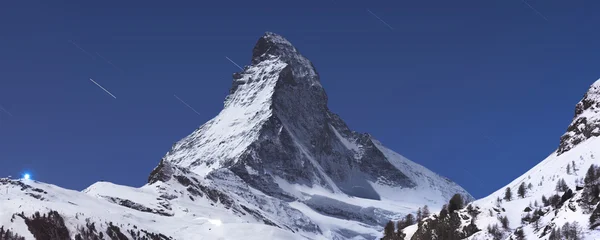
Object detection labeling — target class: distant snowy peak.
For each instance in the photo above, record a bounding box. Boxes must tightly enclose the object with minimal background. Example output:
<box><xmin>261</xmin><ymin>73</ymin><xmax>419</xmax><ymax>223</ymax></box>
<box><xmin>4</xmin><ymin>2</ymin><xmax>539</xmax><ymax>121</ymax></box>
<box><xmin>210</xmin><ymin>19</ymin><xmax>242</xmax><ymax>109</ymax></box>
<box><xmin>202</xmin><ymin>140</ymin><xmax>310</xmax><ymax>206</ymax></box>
<box><xmin>558</xmin><ymin>79</ymin><xmax>600</xmax><ymax>155</ymax></box>
<box><xmin>161</xmin><ymin>32</ymin><xmax>471</xmax><ymax>204</ymax></box>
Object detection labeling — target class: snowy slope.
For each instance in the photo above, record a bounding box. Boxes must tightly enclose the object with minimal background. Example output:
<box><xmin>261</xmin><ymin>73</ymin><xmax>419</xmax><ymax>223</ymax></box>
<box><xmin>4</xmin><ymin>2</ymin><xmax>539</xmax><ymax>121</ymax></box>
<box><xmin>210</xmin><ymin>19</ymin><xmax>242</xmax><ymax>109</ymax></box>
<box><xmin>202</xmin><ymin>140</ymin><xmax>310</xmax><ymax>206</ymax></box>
<box><xmin>404</xmin><ymin>79</ymin><xmax>600</xmax><ymax>240</ymax></box>
<box><xmin>0</xmin><ymin>177</ymin><xmax>304</xmax><ymax>240</ymax></box>
<box><xmin>0</xmin><ymin>32</ymin><xmax>471</xmax><ymax>240</ymax></box>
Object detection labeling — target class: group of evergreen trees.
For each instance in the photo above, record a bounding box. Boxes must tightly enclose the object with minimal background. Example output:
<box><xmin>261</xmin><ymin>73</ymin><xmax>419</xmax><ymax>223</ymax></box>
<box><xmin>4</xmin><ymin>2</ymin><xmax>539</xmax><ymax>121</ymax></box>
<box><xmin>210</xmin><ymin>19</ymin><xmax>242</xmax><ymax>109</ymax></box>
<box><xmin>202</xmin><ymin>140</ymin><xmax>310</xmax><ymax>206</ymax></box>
<box><xmin>384</xmin><ymin>194</ymin><xmax>480</xmax><ymax>240</ymax></box>
<box><xmin>556</xmin><ymin>178</ymin><xmax>569</xmax><ymax>192</ymax></box>
<box><xmin>584</xmin><ymin>164</ymin><xmax>600</xmax><ymax>228</ymax></box>
<box><xmin>504</xmin><ymin>182</ymin><xmax>533</xmax><ymax>201</ymax></box>
<box><xmin>415</xmin><ymin>205</ymin><xmax>430</xmax><ymax>222</ymax></box>
<box><xmin>381</xmin><ymin>194</ymin><xmax>474</xmax><ymax>240</ymax></box>
<box><xmin>503</xmin><ymin>181</ymin><xmax>531</xmax><ymax>202</ymax></box>
<box><xmin>548</xmin><ymin>222</ymin><xmax>584</xmax><ymax>240</ymax></box>
<box><xmin>486</xmin><ymin>224</ymin><xmax>503</xmax><ymax>240</ymax></box>
<box><xmin>382</xmin><ymin>205</ymin><xmax>430</xmax><ymax>240</ymax></box>
<box><xmin>382</xmin><ymin>163</ymin><xmax>600</xmax><ymax>239</ymax></box>
<box><xmin>540</xmin><ymin>193</ymin><xmax>561</xmax><ymax>208</ymax></box>
<box><xmin>0</xmin><ymin>227</ymin><xmax>25</xmax><ymax>240</ymax></box>
<box><xmin>382</xmin><ymin>218</ymin><xmax>409</xmax><ymax>239</ymax></box>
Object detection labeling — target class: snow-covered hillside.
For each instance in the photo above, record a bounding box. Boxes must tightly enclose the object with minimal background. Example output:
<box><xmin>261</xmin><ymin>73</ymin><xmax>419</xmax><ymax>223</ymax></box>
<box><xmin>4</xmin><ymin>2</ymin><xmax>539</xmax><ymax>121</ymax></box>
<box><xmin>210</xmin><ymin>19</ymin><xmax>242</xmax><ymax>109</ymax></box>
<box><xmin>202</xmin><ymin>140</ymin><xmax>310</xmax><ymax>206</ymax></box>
<box><xmin>402</xmin><ymin>79</ymin><xmax>600</xmax><ymax>240</ymax></box>
<box><xmin>0</xmin><ymin>32</ymin><xmax>471</xmax><ymax>240</ymax></box>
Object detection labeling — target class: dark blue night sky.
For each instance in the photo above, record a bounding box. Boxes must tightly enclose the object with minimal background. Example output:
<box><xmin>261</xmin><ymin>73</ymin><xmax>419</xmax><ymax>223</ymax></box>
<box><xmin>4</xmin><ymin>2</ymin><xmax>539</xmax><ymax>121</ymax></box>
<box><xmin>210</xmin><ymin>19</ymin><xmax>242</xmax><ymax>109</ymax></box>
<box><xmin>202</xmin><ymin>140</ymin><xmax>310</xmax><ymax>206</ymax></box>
<box><xmin>1</xmin><ymin>0</ymin><xmax>600</xmax><ymax>198</ymax></box>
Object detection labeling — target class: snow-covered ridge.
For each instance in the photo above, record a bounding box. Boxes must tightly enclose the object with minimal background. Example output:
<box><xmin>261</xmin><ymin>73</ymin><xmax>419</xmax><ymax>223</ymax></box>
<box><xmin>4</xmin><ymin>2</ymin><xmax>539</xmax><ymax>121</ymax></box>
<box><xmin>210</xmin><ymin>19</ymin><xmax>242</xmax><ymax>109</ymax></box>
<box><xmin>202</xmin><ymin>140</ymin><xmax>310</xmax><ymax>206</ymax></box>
<box><xmin>0</xmin><ymin>175</ymin><xmax>306</xmax><ymax>240</ymax></box>
<box><xmin>164</xmin><ymin>57</ymin><xmax>288</xmax><ymax>176</ymax></box>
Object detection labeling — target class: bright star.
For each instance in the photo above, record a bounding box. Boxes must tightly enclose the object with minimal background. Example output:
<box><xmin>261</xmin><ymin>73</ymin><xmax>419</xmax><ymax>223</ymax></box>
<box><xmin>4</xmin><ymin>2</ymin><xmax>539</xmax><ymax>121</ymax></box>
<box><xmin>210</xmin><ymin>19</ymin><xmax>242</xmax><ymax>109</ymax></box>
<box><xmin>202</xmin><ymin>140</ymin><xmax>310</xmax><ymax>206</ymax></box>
<box><xmin>23</xmin><ymin>173</ymin><xmax>30</xmax><ymax>180</ymax></box>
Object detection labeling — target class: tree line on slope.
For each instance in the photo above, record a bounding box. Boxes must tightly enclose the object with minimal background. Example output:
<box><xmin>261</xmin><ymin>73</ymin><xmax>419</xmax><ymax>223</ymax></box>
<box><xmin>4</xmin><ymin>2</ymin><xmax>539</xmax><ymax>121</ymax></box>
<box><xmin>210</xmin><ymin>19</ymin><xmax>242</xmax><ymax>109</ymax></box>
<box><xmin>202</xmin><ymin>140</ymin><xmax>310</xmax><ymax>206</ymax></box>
<box><xmin>381</xmin><ymin>163</ymin><xmax>600</xmax><ymax>240</ymax></box>
<box><xmin>381</xmin><ymin>205</ymin><xmax>430</xmax><ymax>240</ymax></box>
<box><xmin>0</xmin><ymin>227</ymin><xmax>25</xmax><ymax>240</ymax></box>
<box><xmin>4</xmin><ymin>210</ymin><xmax>175</xmax><ymax>240</ymax></box>
<box><xmin>584</xmin><ymin>164</ymin><xmax>600</xmax><ymax>229</ymax></box>
<box><xmin>381</xmin><ymin>194</ymin><xmax>479</xmax><ymax>240</ymax></box>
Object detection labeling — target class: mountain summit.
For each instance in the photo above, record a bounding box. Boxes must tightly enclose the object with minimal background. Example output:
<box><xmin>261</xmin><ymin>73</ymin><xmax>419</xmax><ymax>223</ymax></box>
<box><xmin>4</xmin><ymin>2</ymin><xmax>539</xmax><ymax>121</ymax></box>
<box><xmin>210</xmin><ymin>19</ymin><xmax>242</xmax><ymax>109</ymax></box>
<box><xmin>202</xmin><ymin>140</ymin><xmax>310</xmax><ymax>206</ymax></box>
<box><xmin>0</xmin><ymin>32</ymin><xmax>470</xmax><ymax>240</ymax></box>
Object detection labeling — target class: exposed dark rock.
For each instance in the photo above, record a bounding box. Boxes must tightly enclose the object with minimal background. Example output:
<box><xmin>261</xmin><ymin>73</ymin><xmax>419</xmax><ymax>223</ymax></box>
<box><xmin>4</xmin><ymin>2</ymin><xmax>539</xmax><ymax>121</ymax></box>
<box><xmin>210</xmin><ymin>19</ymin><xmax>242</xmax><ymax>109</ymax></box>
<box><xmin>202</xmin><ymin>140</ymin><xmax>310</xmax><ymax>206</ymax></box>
<box><xmin>239</xmin><ymin>205</ymin><xmax>280</xmax><ymax>228</ymax></box>
<box><xmin>558</xmin><ymin>81</ymin><xmax>600</xmax><ymax>155</ymax></box>
<box><xmin>590</xmin><ymin>204</ymin><xmax>600</xmax><ymax>229</ymax></box>
<box><xmin>103</xmin><ymin>196</ymin><xmax>172</xmax><ymax>217</ymax></box>
<box><xmin>186</xmin><ymin>186</ymin><xmax>202</xmax><ymax>197</ymax></box>
<box><xmin>0</xmin><ymin>179</ymin><xmax>47</xmax><ymax>194</ymax></box>
<box><xmin>159</xmin><ymin>194</ymin><xmax>177</xmax><ymax>200</ymax></box>
<box><xmin>304</xmin><ymin>195</ymin><xmax>392</xmax><ymax>226</ymax></box>
<box><xmin>568</xmin><ymin>202</ymin><xmax>577</xmax><ymax>211</ymax></box>
<box><xmin>26</xmin><ymin>193</ymin><xmax>44</xmax><ymax>201</ymax></box>
<box><xmin>559</xmin><ymin>189</ymin><xmax>574</xmax><ymax>206</ymax></box>
<box><xmin>174</xmin><ymin>175</ymin><xmax>192</xmax><ymax>187</ymax></box>
<box><xmin>106</xmin><ymin>223</ymin><xmax>128</xmax><ymax>240</ymax></box>
<box><xmin>196</xmin><ymin>184</ymin><xmax>234</xmax><ymax>208</ymax></box>
<box><xmin>148</xmin><ymin>160</ymin><xmax>173</xmax><ymax>184</ymax></box>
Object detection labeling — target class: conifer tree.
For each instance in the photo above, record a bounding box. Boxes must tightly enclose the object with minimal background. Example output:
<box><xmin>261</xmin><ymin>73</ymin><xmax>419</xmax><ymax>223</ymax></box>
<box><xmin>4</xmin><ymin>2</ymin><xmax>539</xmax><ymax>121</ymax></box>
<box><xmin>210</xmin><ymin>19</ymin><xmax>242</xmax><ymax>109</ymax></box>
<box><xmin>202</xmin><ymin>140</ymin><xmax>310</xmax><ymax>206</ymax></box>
<box><xmin>382</xmin><ymin>221</ymin><xmax>396</xmax><ymax>240</ymax></box>
<box><xmin>405</xmin><ymin>214</ymin><xmax>415</xmax><ymax>226</ymax></box>
<box><xmin>422</xmin><ymin>205</ymin><xmax>430</xmax><ymax>219</ymax></box>
<box><xmin>542</xmin><ymin>195</ymin><xmax>549</xmax><ymax>206</ymax></box>
<box><xmin>504</xmin><ymin>187</ymin><xmax>512</xmax><ymax>201</ymax></box>
<box><xmin>585</xmin><ymin>165</ymin><xmax>598</xmax><ymax>185</ymax></box>
<box><xmin>518</xmin><ymin>182</ymin><xmax>527</xmax><ymax>198</ymax></box>
<box><xmin>556</xmin><ymin>178</ymin><xmax>568</xmax><ymax>192</ymax></box>
<box><xmin>499</xmin><ymin>216</ymin><xmax>509</xmax><ymax>230</ymax></box>
<box><xmin>448</xmin><ymin>194</ymin><xmax>464</xmax><ymax>213</ymax></box>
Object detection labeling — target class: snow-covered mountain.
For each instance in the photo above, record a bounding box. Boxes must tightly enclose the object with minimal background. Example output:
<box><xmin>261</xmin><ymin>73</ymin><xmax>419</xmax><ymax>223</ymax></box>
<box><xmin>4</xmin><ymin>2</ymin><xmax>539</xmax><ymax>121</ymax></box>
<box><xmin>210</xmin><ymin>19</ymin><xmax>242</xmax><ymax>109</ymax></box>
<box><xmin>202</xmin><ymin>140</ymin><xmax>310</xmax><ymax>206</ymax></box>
<box><xmin>403</xmin><ymin>80</ymin><xmax>600</xmax><ymax>240</ymax></box>
<box><xmin>0</xmin><ymin>32</ymin><xmax>471</xmax><ymax>240</ymax></box>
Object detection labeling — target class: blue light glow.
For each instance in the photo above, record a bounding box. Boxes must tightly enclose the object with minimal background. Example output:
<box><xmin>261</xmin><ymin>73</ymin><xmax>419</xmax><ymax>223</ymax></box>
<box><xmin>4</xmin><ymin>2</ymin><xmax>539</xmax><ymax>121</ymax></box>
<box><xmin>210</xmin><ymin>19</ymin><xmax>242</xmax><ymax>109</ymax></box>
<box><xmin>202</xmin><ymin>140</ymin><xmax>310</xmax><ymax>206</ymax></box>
<box><xmin>23</xmin><ymin>173</ymin><xmax>30</xmax><ymax>180</ymax></box>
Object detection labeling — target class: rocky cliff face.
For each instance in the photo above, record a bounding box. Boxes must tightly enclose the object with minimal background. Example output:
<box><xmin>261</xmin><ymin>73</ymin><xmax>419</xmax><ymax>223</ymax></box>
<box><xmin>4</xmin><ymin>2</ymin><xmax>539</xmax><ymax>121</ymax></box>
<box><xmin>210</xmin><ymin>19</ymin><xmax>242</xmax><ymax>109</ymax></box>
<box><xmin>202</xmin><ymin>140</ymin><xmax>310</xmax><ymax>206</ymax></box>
<box><xmin>558</xmin><ymin>80</ymin><xmax>600</xmax><ymax>155</ymax></box>
<box><xmin>0</xmin><ymin>32</ymin><xmax>471</xmax><ymax>240</ymax></box>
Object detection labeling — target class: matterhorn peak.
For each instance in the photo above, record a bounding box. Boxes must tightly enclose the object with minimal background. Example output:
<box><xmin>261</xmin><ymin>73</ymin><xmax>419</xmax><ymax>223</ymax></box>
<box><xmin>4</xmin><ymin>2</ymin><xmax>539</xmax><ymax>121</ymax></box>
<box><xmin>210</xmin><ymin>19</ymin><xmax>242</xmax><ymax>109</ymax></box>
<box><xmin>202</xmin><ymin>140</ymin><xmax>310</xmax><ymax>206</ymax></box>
<box><xmin>162</xmin><ymin>32</ymin><xmax>470</xmax><ymax>205</ymax></box>
<box><xmin>557</xmin><ymin>78</ymin><xmax>600</xmax><ymax>155</ymax></box>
